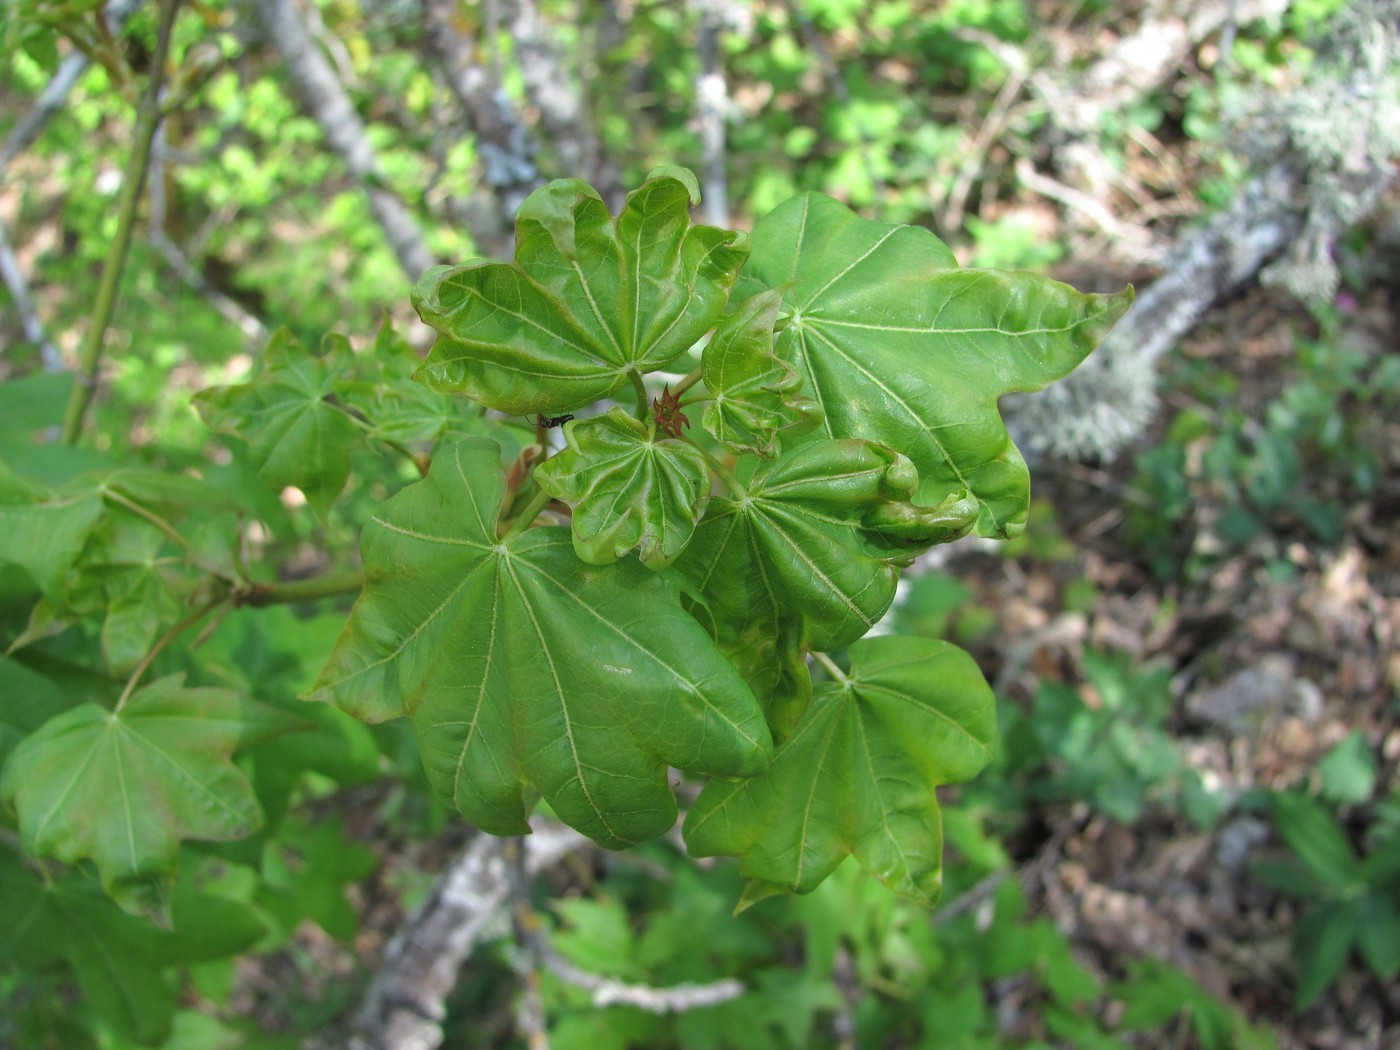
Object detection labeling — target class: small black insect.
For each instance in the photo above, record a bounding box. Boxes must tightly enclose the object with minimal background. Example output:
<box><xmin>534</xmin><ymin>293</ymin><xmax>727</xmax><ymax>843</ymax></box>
<box><xmin>538</xmin><ymin>413</ymin><xmax>575</xmax><ymax>429</ymax></box>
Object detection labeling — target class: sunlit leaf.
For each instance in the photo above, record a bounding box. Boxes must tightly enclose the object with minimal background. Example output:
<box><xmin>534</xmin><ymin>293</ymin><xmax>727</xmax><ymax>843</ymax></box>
<box><xmin>675</xmin><ymin>439</ymin><xmax>974</xmax><ymax>733</ymax></box>
<box><xmin>737</xmin><ymin>192</ymin><xmax>1132</xmax><ymax>538</ymax></box>
<box><xmin>0</xmin><ymin>675</ymin><xmax>305</xmax><ymax>912</ymax></box>
<box><xmin>684</xmin><ymin>636</ymin><xmax>997</xmax><ymax>904</ymax></box>
<box><xmin>533</xmin><ymin>407</ymin><xmax>711</xmax><ymax>568</ymax></box>
<box><xmin>308</xmin><ymin>436</ymin><xmax>771</xmax><ymax>848</ymax></box>
<box><xmin>412</xmin><ymin>166</ymin><xmax>749</xmax><ymax>415</ymax></box>
<box><xmin>701</xmin><ymin>287</ymin><xmax>821</xmax><ymax>456</ymax></box>
<box><xmin>194</xmin><ymin>327</ymin><xmax>361</xmax><ymax>514</ymax></box>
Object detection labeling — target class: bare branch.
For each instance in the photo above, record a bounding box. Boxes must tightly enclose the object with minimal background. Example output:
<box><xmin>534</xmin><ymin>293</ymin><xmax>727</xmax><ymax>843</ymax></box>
<box><xmin>148</xmin><ymin>125</ymin><xmax>268</xmax><ymax>345</ymax></box>
<box><xmin>252</xmin><ymin>0</ymin><xmax>436</xmax><ymax>283</ymax></box>
<box><xmin>692</xmin><ymin>0</ymin><xmax>735</xmax><ymax>227</ymax></box>
<box><xmin>0</xmin><ymin>214</ymin><xmax>62</xmax><ymax>372</ymax></box>
<box><xmin>342</xmin><ymin>821</ymin><xmax>587</xmax><ymax>1050</ymax></box>
<box><xmin>504</xmin><ymin>837</ymin><xmax>745</xmax><ymax>1017</ymax></box>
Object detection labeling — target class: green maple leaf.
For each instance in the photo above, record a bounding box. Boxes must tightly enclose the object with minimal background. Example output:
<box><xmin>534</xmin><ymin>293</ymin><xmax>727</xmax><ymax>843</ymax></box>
<box><xmin>0</xmin><ymin>455</ymin><xmax>104</xmax><ymax>600</ymax></box>
<box><xmin>737</xmin><ymin>192</ymin><xmax>1133</xmax><ymax>538</ymax></box>
<box><xmin>307</xmin><ymin>436</ymin><xmax>772</xmax><ymax>849</ymax></box>
<box><xmin>700</xmin><ymin>287</ymin><xmax>822</xmax><ymax>457</ymax></box>
<box><xmin>412</xmin><ymin>166</ymin><xmax>749</xmax><ymax>415</ymax></box>
<box><xmin>194</xmin><ymin>326</ymin><xmax>361</xmax><ymax>514</ymax></box>
<box><xmin>533</xmin><ymin>407</ymin><xmax>711</xmax><ymax>568</ymax></box>
<box><xmin>0</xmin><ymin>674</ymin><xmax>304</xmax><ymax>912</ymax></box>
<box><xmin>674</xmin><ymin>438</ymin><xmax>974</xmax><ymax>735</ymax></box>
<box><xmin>684</xmin><ymin>636</ymin><xmax>997</xmax><ymax>905</ymax></box>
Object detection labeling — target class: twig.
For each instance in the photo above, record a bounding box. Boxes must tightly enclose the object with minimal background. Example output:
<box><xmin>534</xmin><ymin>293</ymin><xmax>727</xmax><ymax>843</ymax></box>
<box><xmin>148</xmin><ymin>124</ymin><xmax>268</xmax><ymax>345</ymax></box>
<box><xmin>0</xmin><ymin>214</ymin><xmax>62</xmax><ymax>372</ymax></box>
<box><xmin>0</xmin><ymin>0</ymin><xmax>147</xmax><ymax>175</ymax></box>
<box><xmin>504</xmin><ymin>837</ymin><xmax>746</xmax><ymax>1016</ymax></box>
<box><xmin>1014</xmin><ymin>156</ymin><xmax>1162</xmax><ymax>262</ymax></box>
<box><xmin>59</xmin><ymin>0</ymin><xmax>181</xmax><ymax>445</ymax></box>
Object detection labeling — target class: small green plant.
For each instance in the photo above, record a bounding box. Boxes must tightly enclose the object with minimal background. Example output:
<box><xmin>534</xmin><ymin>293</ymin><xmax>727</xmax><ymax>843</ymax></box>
<box><xmin>1255</xmin><ymin>787</ymin><xmax>1400</xmax><ymax>1008</ymax></box>
<box><xmin>1129</xmin><ymin>310</ymin><xmax>1398</xmax><ymax>578</ymax></box>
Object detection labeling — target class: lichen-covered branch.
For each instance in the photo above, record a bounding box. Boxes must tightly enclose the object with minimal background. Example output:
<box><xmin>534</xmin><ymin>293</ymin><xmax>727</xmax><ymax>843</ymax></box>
<box><xmin>341</xmin><ymin>822</ymin><xmax>587</xmax><ymax>1050</ymax></box>
<box><xmin>252</xmin><ymin>0</ymin><xmax>436</xmax><ymax>283</ymax></box>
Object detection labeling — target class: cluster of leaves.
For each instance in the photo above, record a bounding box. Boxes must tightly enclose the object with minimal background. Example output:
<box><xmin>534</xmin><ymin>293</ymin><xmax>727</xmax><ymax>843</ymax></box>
<box><xmin>300</xmin><ymin>164</ymin><xmax>1130</xmax><ymax>904</ymax></box>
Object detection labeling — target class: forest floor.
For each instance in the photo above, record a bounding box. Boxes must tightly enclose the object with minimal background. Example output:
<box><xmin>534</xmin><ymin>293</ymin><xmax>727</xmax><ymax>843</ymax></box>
<box><xmin>959</xmin><ymin>273</ymin><xmax>1400</xmax><ymax>1049</ymax></box>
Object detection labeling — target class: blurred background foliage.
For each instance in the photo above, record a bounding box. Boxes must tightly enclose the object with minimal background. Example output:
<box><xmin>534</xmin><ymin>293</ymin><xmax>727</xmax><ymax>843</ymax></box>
<box><xmin>1</xmin><ymin>0</ymin><xmax>1398</xmax><ymax>1046</ymax></box>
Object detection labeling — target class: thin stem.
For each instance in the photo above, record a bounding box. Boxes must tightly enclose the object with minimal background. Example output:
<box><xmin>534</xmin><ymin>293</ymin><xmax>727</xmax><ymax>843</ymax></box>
<box><xmin>503</xmin><ymin>486</ymin><xmax>554</xmax><ymax>540</ymax></box>
<box><xmin>326</xmin><ymin>396</ymin><xmax>427</xmax><ymax>475</ymax></box>
<box><xmin>671</xmin><ymin>366</ymin><xmax>704</xmax><ymax>398</ymax></box>
<box><xmin>812</xmin><ymin>651</ymin><xmax>850</xmax><ymax>686</ymax></box>
<box><xmin>628</xmin><ymin>368</ymin><xmax>651</xmax><ymax>421</ymax></box>
<box><xmin>101</xmin><ymin>487</ymin><xmax>194</xmax><ymax>555</ymax></box>
<box><xmin>234</xmin><ymin>567</ymin><xmax>365</xmax><ymax>607</ymax></box>
<box><xmin>697</xmin><ymin>445</ymin><xmax>746</xmax><ymax>499</ymax></box>
<box><xmin>60</xmin><ymin>0</ymin><xmax>181</xmax><ymax>445</ymax></box>
<box><xmin>115</xmin><ymin>594</ymin><xmax>223</xmax><ymax>712</ymax></box>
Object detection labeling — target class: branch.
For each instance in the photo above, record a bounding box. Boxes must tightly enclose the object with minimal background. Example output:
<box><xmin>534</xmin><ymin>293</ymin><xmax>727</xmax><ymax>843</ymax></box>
<box><xmin>504</xmin><ymin>838</ymin><xmax>745</xmax><ymax>1016</ymax></box>
<box><xmin>148</xmin><ymin>125</ymin><xmax>269</xmax><ymax>345</ymax></box>
<box><xmin>501</xmin><ymin>0</ymin><xmax>618</xmax><ymax>200</ymax></box>
<box><xmin>0</xmin><ymin>0</ymin><xmax>147</xmax><ymax>175</ymax></box>
<box><xmin>421</xmin><ymin>0</ymin><xmax>541</xmax><ymax>255</ymax></box>
<box><xmin>693</xmin><ymin>0</ymin><xmax>731</xmax><ymax>227</ymax></box>
<box><xmin>60</xmin><ymin>0</ymin><xmax>181</xmax><ymax>445</ymax></box>
<box><xmin>0</xmin><ymin>214</ymin><xmax>62</xmax><ymax>372</ymax></box>
<box><xmin>253</xmin><ymin>0</ymin><xmax>436</xmax><ymax>283</ymax></box>
<box><xmin>342</xmin><ymin>821</ymin><xmax>588</xmax><ymax>1050</ymax></box>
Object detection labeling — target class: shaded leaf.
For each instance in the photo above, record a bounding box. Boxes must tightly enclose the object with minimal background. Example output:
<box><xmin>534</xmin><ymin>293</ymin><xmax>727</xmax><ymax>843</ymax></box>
<box><xmin>737</xmin><ymin>192</ymin><xmax>1132</xmax><ymax>538</ymax></box>
<box><xmin>194</xmin><ymin>327</ymin><xmax>361</xmax><ymax>514</ymax></box>
<box><xmin>0</xmin><ymin>456</ymin><xmax>103</xmax><ymax>600</ymax></box>
<box><xmin>684</xmin><ymin>635</ymin><xmax>996</xmax><ymax>903</ymax></box>
<box><xmin>0</xmin><ymin>675</ymin><xmax>305</xmax><ymax>912</ymax></box>
<box><xmin>534</xmin><ymin>407</ymin><xmax>711</xmax><ymax>568</ymax></box>
<box><xmin>412</xmin><ymin>166</ymin><xmax>748</xmax><ymax>415</ymax></box>
<box><xmin>701</xmin><ymin>287</ymin><xmax>821</xmax><ymax>456</ymax></box>
<box><xmin>367</xmin><ymin>314</ymin><xmax>484</xmax><ymax>446</ymax></box>
<box><xmin>308</xmin><ymin>436</ymin><xmax>771</xmax><ymax>848</ymax></box>
<box><xmin>0</xmin><ymin>847</ymin><xmax>177</xmax><ymax>1045</ymax></box>
<box><xmin>1294</xmin><ymin>898</ymin><xmax>1362</xmax><ymax>1008</ymax></box>
<box><xmin>1271</xmin><ymin>791</ymin><xmax>1361</xmax><ymax>887</ymax></box>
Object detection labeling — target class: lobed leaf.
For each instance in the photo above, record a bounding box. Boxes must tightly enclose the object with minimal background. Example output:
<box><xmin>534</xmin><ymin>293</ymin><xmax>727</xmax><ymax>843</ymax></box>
<box><xmin>700</xmin><ymin>287</ymin><xmax>821</xmax><ymax>456</ymax></box>
<box><xmin>194</xmin><ymin>327</ymin><xmax>361</xmax><ymax>514</ymax></box>
<box><xmin>412</xmin><ymin>166</ymin><xmax>749</xmax><ymax>415</ymax></box>
<box><xmin>307</xmin><ymin>436</ymin><xmax>772</xmax><ymax>849</ymax></box>
<box><xmin>0</xmin><ymin>456</ymin><xmax>104</xmax><ymax>600</ymax></box>
<box><xmin>0</xmin><ymin>675</ymin><xmax>305</xmax><ymax>912</ymax></box>
<box><xmin>737</xmin><ymin>192</ymin><xmax>1133</xmax><ymax>538</ymax></box>
<box><xmin>684</xmin><ymin>636</ymin><xmax>997</xmax><ymax>904</ymax></box>
<box><xmin>533</xmin><ymin>407</ymin><xmax>711</xmax><ymax>568</ymax></box>
<box><xmin>675</xmin><ymin>439</ymin><xmax>971</xmax><ymax>737</ymax></box>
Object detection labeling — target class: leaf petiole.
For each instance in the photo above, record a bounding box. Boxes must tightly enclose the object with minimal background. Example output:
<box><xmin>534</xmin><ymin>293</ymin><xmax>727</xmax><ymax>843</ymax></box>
<box><xmin>811</xmin><ymin>651</ymin><xmax>850</xmax><ymax>687</ymax></box>
<box><xmin>502</xmin><ymin>486</ymin><xmax>555</xmax><ymax>540</ymax></box>
<box><xmin>696</xmin><ymin>445</ymin><xmax>747</xmax><ymax>499</ymax></box>
<box><xmin>628</xmin><ymin>369</ymin><xmax>651</xmax><ymax>420</ymax></box>
<box><xmin>115</xmin><ymin>594</ymin><xmax>225</xmax><ymax>713</ymax></box>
